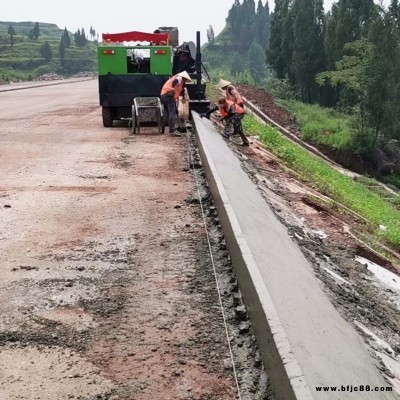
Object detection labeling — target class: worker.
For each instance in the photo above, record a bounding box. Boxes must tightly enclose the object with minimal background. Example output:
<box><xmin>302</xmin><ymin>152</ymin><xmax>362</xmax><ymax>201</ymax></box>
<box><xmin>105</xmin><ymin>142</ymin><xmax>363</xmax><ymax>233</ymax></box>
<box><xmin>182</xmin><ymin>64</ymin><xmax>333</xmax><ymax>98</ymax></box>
<box><xmin>217</xmin><ymin>79</ymin><xmax>244</xmax><ymax>108</ymax></box>
<box><xmin>201</xmin><ymin>98</ymin><xmax>249</xmax><ymax>146</ymax></box>
<box><xmin>160</xmin><ymin>71</ymin><xmax>192</xmax><ymax>134</ymax></box>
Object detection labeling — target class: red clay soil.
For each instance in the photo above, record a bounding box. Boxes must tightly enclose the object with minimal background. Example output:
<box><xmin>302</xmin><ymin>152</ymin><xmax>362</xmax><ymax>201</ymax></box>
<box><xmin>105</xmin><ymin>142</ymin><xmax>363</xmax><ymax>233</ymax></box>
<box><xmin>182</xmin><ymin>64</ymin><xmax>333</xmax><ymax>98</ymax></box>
<box><xmin>236</xmin><ymin>84</ymin><xmax>295</xmax><ymax>128</ymax></box>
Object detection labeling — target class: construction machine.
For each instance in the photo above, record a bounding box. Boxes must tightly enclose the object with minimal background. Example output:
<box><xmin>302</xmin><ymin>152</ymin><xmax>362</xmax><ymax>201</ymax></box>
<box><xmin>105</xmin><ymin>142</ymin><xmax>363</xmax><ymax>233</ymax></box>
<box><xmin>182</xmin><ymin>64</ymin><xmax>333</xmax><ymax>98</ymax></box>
<box><xmin>97</xmin><ymin>28</ymin><xmax>210</xmax><ymax>130</ymax></box>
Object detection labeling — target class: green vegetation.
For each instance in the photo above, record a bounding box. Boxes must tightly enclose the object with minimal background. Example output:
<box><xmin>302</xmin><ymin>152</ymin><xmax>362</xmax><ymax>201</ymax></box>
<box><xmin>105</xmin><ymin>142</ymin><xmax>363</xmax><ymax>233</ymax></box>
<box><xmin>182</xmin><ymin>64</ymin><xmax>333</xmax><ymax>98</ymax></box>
<box><xmin>279</xmin><ymin>100</ymin><xmax>354</xmax><ymax>150</ymax></box>
<box><xmin>203</xmin><ymin>0</ymin><xmax>270</xmax><ymax>85</ymax></box>
<box><xmin>0</xmin><ymin>21</ymin><xmax>97</xmax><ymax>81</ymax></box>
<box><xmin>203</xmin><ymin>0</ymin><xmax>400</xmax><ymax>182</ymax></box>
<box><xmin>243</xmin><ymin>114</ymin><xmax>400</xmax><ymax>248</ymax></box>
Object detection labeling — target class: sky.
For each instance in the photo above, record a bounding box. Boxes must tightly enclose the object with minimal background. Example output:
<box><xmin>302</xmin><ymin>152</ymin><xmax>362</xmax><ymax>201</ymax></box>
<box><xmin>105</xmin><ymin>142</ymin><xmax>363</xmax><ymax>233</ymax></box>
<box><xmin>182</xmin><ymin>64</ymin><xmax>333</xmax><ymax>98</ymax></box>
<box><xmin>2</xmin><ymin>0</ymin><xmax>391</xmax><ymax>45</ymax></box>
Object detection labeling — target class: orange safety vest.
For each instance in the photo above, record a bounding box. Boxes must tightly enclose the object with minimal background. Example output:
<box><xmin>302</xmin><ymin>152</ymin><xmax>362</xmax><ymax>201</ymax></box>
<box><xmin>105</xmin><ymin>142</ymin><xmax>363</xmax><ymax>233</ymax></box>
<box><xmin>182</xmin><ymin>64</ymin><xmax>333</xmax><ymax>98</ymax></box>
<box><xmin>219</xmin><ymin>100</ymin><xmax>245</xmax><ymax>118</ymax></box>
<box><xmin>161</xmin><ymin>75</ymin><xmax>184</xmax><ymax>99</ymax></box>
<box><xmin>226</xmin><ymin>85</ymin><xmax>243</xmax><ymax>106</ymax></box>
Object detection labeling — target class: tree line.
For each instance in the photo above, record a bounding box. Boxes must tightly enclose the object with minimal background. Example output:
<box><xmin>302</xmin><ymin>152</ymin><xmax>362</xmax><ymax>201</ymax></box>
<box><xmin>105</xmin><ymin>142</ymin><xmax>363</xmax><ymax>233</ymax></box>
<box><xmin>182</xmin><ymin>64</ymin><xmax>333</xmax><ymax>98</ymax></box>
<box><xmin>6</xmin><ymin>22</ymin><xmax>97</xmax><ymax>69</ymax></box>
<box><xmin>205</xmin><ymin>0</ymin><xmax>270</xmax><ymax>84</ymax></box>
<box><xmin>209</xmin><ymin>0</ymin><xmax>400</xmax><ymax>171</ymax></box>
<box><xmin>268</xmin><ymin>0</ymin><xmax>400</xmax><ymax>170</ymax></box>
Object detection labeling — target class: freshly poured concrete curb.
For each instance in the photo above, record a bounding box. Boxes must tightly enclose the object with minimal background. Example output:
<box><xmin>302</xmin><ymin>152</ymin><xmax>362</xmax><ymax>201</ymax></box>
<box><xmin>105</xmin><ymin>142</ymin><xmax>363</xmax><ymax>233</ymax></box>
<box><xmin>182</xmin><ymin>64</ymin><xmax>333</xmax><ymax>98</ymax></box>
<box><xmin>193</xmin><ymin>113</ymin><xmax>312</xmax><ymax>400</ymax></box>
<box><xmin>192</xmin><ymin>112</ymin><xmax>397</xmax><ymax>400</ymax></box>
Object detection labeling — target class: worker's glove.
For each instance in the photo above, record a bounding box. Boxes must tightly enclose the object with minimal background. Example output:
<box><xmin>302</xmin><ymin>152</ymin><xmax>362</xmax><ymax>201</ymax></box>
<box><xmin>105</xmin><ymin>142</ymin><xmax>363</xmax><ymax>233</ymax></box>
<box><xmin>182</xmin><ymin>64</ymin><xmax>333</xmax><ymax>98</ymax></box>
<box><xmin>181</xmin><ymin>98</ymin><xmax>187</xmax><ymax>104</ymax></box>
<box><xmin>219</xmin><ymin>117</ymin><xmax>225</xmax><ymax>123</ymax></box>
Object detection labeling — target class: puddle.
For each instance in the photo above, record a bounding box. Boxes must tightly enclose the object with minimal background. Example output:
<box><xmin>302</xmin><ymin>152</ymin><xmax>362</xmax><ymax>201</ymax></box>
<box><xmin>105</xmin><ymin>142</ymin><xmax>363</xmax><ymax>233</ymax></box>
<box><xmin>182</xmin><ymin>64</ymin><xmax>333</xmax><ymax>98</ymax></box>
<box><xmin>355</xmin><ymin>256</ymin><xmax>400</xmax><ymax>292</ymax></box>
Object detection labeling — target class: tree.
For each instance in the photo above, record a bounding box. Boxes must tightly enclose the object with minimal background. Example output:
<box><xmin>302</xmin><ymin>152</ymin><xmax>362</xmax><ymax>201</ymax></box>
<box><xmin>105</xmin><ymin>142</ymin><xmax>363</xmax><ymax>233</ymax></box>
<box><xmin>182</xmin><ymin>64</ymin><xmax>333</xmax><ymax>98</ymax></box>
<box><xmin>267</xmin><ymin>0</ymin><xmax>292</xmax><ymax>78</ymax></box>
<box><xmin>74</xmin><ymin>29</ymin><xmax>81</xmax><ymax>46</ymax></box>
<box><xmin>59</xmin><ymin>40</ymin><xmax>66</xmax><ymax>67</ymax></box>
<box><xmin>265</xmin><ymin>1</ymin><xmax>271</xmax><ymax>50</ymax></box>
<box><xmin>364</xmin><ymin>0</ymin><xmax>400</xmax><ymax>151</ymax></box>
<box><xmin>7</xmin><ymin>25</ymin><xmax>16</xmax><ymax>47</ymax></box>
<box><xmin>317</xmin><ymin>39</ymin><xmax>373</xmax><ymax>142</ymax></box>
<box><xmin>61</xmin><ymin>28</ymin><xmax>71</xmax><ymax>48</ymax></box>
<box><xmin>207</xmin><ymin>25</ymin><xmax>215</xmax><ymax>44</ymax></box>
<box><xmin>291</xmin><ymin>0</ymin><xmax>326</xmax><ymax>102</ymax></box>
<box><xmin>230</xmin><ymin>52</ymin><xmax>245</xmax><ymax>77</ymax></box>
<box><xmin>248</xmin><ymin>41</ymin><xmax>266</xmax><ymax>84</ymax></box>
<box><xmin>255</xmin><ymin>0</ymin><xmax>271</xmax><ymax>50</ymax></box>
<box><xmin>75</xmin><ymin>28</ymin><xmax>88</xmax><ymax>48</ymax></box>
<box><xmin>40</xmin><ymin>42</ymin><xmax>52</xmax><ymax>62</ymax></box>
<box><xmin>32</xmin><ymin>22</ymin><xmax>40</xmax><ymax>40</ymax></box>
<box><xmin>324</xmin><ymin>0</ymin><xmax>376</xmax><ymax>68</ymax></box>
<box><xmin>280</xmin><ymin>1</ymin><xmax>295</xmax><ymax>80</ymax></box>
<box><xmin>227</xmin><ymin>0</ymin><xmax>242</xmax><ymax>42</ymax></box>
<box><xmin>227</xmin><ymin>0</ymin><xmax>257</xmax><ymax>51</ymax></box>
<box><xmin>81</xmin><ymin>28</ymin><xmax>87</xmax><ymax>46</ymax></box>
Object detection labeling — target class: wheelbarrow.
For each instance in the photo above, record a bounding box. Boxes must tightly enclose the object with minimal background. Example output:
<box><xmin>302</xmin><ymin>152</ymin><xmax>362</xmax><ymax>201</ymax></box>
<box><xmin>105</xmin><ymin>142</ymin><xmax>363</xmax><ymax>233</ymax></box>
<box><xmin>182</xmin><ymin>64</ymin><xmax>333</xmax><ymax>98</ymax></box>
<box><xmin>131</xmin><ymin>97</ymin><xmax>164</xmax><ymax>134</ymax></box>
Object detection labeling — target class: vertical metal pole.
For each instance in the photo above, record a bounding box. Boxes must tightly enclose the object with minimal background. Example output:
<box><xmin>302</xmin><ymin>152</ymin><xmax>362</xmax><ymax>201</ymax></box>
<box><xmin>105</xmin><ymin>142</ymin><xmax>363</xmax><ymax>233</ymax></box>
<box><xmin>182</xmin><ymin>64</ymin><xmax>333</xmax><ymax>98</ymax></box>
<box><xmin>196</xmin><ymin>31</ymin><xmax>202</xmax><ymax>100</ymax></box>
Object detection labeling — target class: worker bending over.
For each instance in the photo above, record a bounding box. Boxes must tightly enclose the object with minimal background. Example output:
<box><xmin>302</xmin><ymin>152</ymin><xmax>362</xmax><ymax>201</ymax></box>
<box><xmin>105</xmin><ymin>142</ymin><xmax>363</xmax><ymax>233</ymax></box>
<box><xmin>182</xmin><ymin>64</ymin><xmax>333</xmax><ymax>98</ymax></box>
<box><xmin>201</xmin><ymin>98</ymin><xmax>249</xmax><ymax>146</ymax></box>
<box><xmin>218</xmin><ymin>79</ymin><xmax>244</xmax><ymax>108</ymax></box>
<box><xmin>160</xmin><ymin>71</ymin><xmax>192</xmax><ymax>135</ymax></box>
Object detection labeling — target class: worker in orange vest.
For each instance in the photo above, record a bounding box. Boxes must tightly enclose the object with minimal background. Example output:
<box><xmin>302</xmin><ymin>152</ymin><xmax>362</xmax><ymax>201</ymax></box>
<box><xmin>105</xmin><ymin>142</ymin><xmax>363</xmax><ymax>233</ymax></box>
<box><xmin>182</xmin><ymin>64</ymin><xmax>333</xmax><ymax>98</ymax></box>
<box><xmin>160</xmin><ymin>71</ymin><xmax>192</xmax><ymax>134</ymax></box>
<box><xmin>218</xmin><ymin>79</ymin><xmax>244</xmax><ymax>108</ymax></box>
<box><xmin>201</xmin><ymin>98</ymin><xmax>249</xmax><ymax>146</ymax></box>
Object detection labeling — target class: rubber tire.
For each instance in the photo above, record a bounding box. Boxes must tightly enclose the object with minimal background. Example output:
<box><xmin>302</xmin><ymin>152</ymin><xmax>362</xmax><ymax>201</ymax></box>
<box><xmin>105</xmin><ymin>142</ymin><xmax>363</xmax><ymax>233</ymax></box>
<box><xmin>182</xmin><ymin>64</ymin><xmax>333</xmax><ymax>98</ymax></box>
<box><xmin>132</xmin><ymin>114</ymin><xmax>137</xmax><ymax>134</ymax></box>
<box><xmin>102</xmin><ymin>107</ymin><xmax>113</xmax><ymax>127</ymax></box>
<box><xmin>157</xmin><ymin>109</ymin><xmax>162</xmax><ymax>134</ymax></box>
<box><xmin>131</xmin><ymin>106</ymin><xmax>137</xmax><ymax>134</ymax></box>
<box><xmin>160</xmin><ymin>115</ymin><xmax>167</xmax><ymax>134</ymax></box>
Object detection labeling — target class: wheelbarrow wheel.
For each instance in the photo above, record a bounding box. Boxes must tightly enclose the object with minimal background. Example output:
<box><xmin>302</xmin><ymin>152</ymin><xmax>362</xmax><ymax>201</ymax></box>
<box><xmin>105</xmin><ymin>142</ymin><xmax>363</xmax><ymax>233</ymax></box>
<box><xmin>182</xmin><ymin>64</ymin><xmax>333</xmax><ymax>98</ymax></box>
<box><xmin>160</xmin><ymin>115</ymin><xmax>167</xmax><ymax>134</ymax></box>
<box><xmin>131</xmin><ymin>106</ymin><xmax>137</xmax><ymax>134</ymax></box>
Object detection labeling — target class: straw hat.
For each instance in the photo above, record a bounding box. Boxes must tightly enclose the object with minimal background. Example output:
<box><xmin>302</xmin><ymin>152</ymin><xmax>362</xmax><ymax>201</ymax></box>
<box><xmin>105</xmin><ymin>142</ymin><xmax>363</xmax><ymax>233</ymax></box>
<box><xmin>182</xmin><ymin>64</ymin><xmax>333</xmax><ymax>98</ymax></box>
<box><xmin>177</xmin><ymin>71</ymin><xmax>192</xmax><ymax>81</ymax></box>
<box><xmin>217</xmin><ymin>79</ymin><xmax>231</xmax><ymax>89</ymax></box>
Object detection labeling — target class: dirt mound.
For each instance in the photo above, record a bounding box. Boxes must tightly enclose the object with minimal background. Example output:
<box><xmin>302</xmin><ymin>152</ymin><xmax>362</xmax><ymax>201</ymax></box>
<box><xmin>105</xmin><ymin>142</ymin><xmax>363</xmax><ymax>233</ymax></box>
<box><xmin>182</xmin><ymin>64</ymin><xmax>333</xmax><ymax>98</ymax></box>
<box><xmin>237</xmin><ymin>84</ymin><xmax>294</xmax><ymax>128</ymax></box>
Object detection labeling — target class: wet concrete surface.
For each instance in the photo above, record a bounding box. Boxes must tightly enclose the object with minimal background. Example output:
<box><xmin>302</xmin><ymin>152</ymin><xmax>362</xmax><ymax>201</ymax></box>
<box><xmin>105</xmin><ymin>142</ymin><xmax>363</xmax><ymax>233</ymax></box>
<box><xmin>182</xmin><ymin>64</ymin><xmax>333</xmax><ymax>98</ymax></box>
<box><xmin>193</xmin><ymin>112</ymin><xmax>398</xmax><ymax>399</ymax></box>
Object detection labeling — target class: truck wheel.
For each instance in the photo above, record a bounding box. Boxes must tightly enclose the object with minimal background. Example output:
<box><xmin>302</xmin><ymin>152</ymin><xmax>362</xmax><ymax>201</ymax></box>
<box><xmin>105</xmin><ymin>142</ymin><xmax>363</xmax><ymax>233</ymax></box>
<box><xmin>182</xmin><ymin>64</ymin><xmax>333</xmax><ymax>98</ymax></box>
<box><xmin>102</xmin><ymin>107</ymin><xmax>113</xmax><ymax>127</ymax></box>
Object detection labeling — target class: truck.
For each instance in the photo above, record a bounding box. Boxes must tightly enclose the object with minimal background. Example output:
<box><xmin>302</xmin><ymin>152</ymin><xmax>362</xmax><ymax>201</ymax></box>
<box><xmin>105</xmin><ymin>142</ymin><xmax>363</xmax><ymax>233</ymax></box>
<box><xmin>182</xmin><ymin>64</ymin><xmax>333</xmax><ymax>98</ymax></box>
<box><xmin>97</xmin><ymin>28</ymin><xmax>210</xmax><ymax>130</ymax></box>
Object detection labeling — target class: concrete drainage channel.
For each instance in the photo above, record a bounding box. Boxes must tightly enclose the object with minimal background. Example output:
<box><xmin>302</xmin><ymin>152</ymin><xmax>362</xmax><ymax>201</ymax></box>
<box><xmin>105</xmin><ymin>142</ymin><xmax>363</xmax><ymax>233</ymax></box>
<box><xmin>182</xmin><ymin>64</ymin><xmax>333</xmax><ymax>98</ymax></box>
<box><xmin>190</xmin><ymin>112</ymin><xmax>399</xmax><ymax>400</ymax></box>
<box><xmin>187</xmin><ymin>129</ymin><xmax>271</xmax><ymax>400</ymax></box>
<box><xmin>190</xmin><ymin>114</ymin><xmax>311</xmax><ymax>400</ymax></box>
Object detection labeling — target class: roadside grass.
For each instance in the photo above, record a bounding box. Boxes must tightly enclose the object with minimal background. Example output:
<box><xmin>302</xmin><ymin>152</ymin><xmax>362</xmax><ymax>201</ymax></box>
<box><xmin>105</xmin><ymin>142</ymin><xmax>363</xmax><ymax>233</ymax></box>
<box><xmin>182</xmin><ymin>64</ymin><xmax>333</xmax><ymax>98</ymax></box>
<box><xmin>243</xmin><ymin>115</ymin><xmax>400</xmax><ymax>249</ymax></box>
<box><xmin>278</xmin><ymin>100</ymin><xmax>354</xmax><ymax>150</ymax></box>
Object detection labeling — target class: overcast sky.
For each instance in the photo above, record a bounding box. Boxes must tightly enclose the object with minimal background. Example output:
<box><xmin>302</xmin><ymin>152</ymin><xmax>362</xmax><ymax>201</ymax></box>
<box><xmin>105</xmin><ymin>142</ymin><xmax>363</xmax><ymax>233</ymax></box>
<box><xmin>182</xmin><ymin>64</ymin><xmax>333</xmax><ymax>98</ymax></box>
<box><xmin>3</xmin><ymin>0</ymin><xmax>391</xmax><ymax>45</ymax></box>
